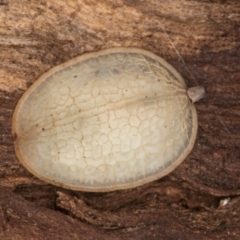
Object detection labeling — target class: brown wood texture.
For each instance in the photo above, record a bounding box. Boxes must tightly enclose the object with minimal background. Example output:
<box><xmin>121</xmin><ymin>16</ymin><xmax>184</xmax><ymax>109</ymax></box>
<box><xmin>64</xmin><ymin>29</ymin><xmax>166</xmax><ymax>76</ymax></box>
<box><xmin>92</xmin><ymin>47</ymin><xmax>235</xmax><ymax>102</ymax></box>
<box><xmin>0</xmin><ymin>0</ymin><xmax>239</xmax><ymax>239</ymax></box>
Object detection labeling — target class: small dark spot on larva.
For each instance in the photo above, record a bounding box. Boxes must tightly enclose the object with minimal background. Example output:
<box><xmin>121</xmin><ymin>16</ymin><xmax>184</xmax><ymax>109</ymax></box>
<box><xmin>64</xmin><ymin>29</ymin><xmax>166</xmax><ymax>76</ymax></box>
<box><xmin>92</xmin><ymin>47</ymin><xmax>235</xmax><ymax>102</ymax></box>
<box><xmin>42</xmin><ymin>128</ymin><xmax>45</xmax><ymax>131</ymax></box>
<box><xmin>74</xmin><ymin>75</ymin><xmax>77</xmax><ymax>78</ymax></box>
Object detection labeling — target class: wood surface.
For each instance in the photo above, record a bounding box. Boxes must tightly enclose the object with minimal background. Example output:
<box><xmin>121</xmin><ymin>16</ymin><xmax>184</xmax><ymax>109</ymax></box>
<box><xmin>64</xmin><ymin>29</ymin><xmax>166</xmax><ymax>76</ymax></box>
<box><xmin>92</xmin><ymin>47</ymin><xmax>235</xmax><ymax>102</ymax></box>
<box><xmin>0</xmin><ymin>0</ymin><xmax>239</xmax><ymax>239</ymax></box>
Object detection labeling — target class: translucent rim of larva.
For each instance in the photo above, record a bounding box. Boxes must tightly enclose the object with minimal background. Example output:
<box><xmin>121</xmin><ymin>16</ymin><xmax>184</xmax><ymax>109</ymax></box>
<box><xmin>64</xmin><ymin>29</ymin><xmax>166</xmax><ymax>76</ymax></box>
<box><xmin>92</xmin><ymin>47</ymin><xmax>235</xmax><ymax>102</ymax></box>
<box><xmin>12</xmin><ymin>47</ymin><xmax>198</xmax><ymax>192</ymax></box>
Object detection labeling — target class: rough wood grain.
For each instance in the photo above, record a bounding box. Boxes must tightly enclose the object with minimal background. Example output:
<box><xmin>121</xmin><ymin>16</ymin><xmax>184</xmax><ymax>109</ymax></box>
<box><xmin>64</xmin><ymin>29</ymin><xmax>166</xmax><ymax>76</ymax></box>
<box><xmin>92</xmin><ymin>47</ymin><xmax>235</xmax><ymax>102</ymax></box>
<box><xmin>0</xmin><ymin>0</ymin><xmax>240</xmax><ymax>239</ymax></box>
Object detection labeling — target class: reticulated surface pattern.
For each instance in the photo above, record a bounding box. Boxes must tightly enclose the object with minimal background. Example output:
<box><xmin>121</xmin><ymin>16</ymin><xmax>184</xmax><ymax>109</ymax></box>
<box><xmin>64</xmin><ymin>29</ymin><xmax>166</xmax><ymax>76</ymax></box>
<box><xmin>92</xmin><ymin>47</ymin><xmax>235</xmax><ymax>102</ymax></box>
<box><xmin>13</xmin><ymin>48</ymin><xmax>197</xmax><ymax>191</ymax></box>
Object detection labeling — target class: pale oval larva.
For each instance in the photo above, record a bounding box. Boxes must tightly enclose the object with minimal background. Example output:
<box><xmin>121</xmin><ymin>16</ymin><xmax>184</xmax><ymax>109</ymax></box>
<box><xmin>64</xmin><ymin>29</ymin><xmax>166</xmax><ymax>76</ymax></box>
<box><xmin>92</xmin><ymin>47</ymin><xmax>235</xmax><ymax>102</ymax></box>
<box><xmin>12</xmin><ymin>48</ymin><xmax>204</xmax><ymax>192</ymax></box>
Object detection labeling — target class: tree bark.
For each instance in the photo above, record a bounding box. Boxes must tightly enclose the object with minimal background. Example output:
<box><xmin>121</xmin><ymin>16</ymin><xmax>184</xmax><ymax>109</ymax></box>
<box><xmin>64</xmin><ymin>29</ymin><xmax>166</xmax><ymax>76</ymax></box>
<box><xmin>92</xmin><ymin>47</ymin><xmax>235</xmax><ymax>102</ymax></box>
<box><xmin>0</xmin><ymin>0</ymin><xmax>240</xmax><ymax>239</ymax></box>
